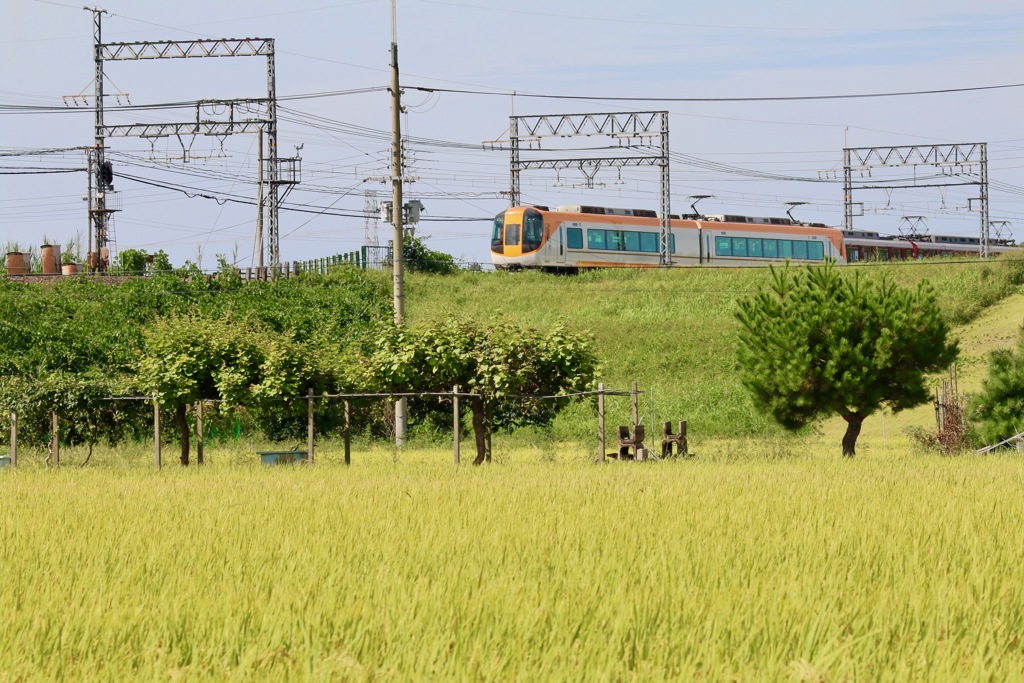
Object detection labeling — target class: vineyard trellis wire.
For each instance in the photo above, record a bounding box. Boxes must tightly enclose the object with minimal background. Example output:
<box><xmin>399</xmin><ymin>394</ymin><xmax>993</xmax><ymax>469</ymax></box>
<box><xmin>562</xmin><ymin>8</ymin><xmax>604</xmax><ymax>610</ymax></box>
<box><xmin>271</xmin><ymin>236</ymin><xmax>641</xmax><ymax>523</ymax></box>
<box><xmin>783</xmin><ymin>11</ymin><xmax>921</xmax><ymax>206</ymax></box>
<box><xmin>4</xmin><ymin>384</ymin><xmax>649</xmax><ymax>469</ymax></box>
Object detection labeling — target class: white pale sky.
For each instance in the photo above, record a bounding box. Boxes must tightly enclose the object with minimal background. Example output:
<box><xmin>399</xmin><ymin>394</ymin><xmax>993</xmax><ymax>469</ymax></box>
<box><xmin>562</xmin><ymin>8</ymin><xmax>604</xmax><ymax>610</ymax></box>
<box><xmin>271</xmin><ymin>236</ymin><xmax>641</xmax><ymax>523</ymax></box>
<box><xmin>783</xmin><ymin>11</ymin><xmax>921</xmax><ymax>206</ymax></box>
<box><xmin>2</xmin><ymin>0</ymin><xmax>1023</xmax><ymax>268</ymax></box>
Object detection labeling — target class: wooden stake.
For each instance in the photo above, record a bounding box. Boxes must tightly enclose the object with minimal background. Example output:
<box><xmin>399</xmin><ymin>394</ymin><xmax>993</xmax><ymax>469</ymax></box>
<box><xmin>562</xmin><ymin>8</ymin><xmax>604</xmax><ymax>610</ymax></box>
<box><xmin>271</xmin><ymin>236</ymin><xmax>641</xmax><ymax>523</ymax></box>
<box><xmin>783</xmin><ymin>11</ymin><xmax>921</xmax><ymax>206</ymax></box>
<box><xmin>453</xmin><ymin>385</ymin><xmax>460</xmax><ymax>465</ymax></box>
<box><xmin>344</xmin><ymin>399</ymin><xmax>351</xmax><ymax>466</ymax></box>
<box><xmin>631</xmin><ymin>381</ymin><xmax>639</xmax><ymax>432</ymax></box>
<box><xmin>153</xmin><ymin>399</ymin><xmax>161</xmax><ymax>469</ymax></box>
<box><xmin>196</xmin><ymin>400</ymin><xmax>204</xmax><ymax>465</ymax></box>
<box><xmin>10</xmin><ymin>411</ymin><xmax>16</xmax><ymax>468</ymax></box>
<box><xmin>51</xmin><ymin>412</ymin><xmax>59</xmax><ymax>468</ymax></box>
<box><xmin>598</xmin><ymin>382</ymin><xmax>606</xmax><ymax>462</ymax></box>
<box><xmin>307</xmin><ymin>388</ymin><xmax>315</xmax><ymax>464</ymax></box>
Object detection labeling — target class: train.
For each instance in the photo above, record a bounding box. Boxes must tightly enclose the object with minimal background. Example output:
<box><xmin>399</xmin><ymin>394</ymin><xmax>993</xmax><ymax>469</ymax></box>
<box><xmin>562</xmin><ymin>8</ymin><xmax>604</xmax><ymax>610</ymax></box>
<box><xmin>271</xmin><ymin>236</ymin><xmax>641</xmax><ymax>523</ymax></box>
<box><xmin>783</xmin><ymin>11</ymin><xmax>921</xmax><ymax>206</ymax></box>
<box><xmin>490</xmin><ymin>204</ymin><xmax>1015</xmax><ymax>270</ymax></box>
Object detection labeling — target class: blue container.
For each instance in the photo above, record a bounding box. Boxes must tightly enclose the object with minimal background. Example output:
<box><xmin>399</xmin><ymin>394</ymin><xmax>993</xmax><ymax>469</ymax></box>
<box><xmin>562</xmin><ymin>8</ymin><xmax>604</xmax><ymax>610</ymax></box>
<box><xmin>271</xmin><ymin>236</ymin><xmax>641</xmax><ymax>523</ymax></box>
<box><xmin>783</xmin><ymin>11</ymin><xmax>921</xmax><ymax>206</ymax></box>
<box><xmin>0</xmin><ymin>455</ymin><xmax>10</xmax><ymax>468</ymax></box>
<box><xmin>258</xmin><ymin>450</ymin><xmax>309</xmax><ymax>466</ymax></box>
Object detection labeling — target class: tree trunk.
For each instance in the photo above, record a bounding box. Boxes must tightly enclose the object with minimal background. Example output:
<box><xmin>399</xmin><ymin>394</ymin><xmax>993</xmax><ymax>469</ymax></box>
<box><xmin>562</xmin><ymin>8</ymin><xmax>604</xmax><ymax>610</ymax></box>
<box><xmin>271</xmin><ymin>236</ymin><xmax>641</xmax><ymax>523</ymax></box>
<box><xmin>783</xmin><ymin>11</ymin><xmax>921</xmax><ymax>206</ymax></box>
<box><xmin>175</xmin><ymin>403</ymin><xmax>190</xmax><ymax>467</ymax></box>
<box><xmin>841</xmin><ymin>412</ymin><xmax>863</xmax><ymax>457</ymax></box>
<box><xmin>471</xmin><ymin>396</ymin><xmax>490</xmax><ymax>465</ymax></box>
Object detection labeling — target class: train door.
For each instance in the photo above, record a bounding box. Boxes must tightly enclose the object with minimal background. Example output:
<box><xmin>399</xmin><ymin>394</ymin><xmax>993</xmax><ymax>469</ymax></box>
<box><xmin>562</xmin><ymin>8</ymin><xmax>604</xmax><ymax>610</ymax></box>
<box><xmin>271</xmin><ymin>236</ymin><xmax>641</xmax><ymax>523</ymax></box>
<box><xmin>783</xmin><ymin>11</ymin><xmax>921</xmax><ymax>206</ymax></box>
<box><xmin>555</xmin><ymin>226</ymin><xmax>566</xmax><ymax>265</ymax></box>
<box><xmin>503</xmin><ymin>221</ymin><xmax>521</xmax><ymax>258</ymax></box>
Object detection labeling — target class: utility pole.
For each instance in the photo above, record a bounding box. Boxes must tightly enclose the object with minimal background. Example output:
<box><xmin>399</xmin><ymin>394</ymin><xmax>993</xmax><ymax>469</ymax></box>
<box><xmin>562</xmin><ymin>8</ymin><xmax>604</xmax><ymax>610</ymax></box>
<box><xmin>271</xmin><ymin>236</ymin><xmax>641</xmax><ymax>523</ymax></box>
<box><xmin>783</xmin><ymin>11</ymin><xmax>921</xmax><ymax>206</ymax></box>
<box><xmin>390</xmin><ymin>0</ymin><xmax>407</xmax><ymax>446</ymax></box>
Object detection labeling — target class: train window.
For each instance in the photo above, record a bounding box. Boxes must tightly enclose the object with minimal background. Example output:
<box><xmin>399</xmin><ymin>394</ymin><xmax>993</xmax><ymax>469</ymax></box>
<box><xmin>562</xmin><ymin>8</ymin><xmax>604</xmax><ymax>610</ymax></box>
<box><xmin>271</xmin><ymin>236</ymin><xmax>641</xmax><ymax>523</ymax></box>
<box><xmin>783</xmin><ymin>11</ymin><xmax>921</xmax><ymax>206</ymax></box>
<box><xmin>715</xmin><ymin>236</ymin><xmax>731</xmax><ymax>256</ymax></box>
<box><xmin>807</xmin><ymin>241</ymin><xmax>824</xmax><ymax>260</ymax></box>
<box><xmin>566</xmin><ymin>228</ymin><xmax>583</xmax><ymax>249</ymax></box>
<box><xmin>607</xmin><ymin>231</ymin><xmax>625</xmax><ymax>251</ymax></box>
<box><xmin>731</xmin><ymin>237</ymin><xmax>748</xmax><ymax>257</ymax></box>
<box><xmin>670</xmin><ymin>234</ymin><xmax>676</xmax><ymax>254</ymax></box>
<box><xmin>748</xmin><ymin>239</ymin><xmax>763</xmax><ymax>258</ymax></box>
<box><xmin>779</xmin><ymin>241</ymin><xmax>792</xmax><ymax>259</ymax></box>
<box><xmin>792</xmin><ymin>241</ymin><xmax>807</xmax><ymax>260</ymax></box>
<box><xmin>762</xmin><ymin>239</ymin><xmax>778</xmax><ymax>258</ymax></box>
<box><xmin>588</xmin><ymin>229</ymin><xmax>606</xmax><ymax>250</ymax></box>
<box><xmin>522</xmin><ymin>211</ymin><xmax>544</xmax><ymax>253</ymax></box>
<box><xmin>849</xmin><ymin>247</ymin><xmax>860</xmax><ymax>262</ymax></box>
<box><xmin>491</xmin><ymin>213</ymin><xmax>505</xmax><ymax>254</ymax></box>
<box><xmin>505</xmin><ymin>223</ymin><xmax>520</xmax><ymax>247</ymax></box>
<box><xmin>640</xmin><ymin>232</ymin><xmax>658</xmax><ymax>253</ymax></box>
<box><xmin>624</xmin><ymin>231</ymin><xmax>640</xmax><ymax>252</ymax></box>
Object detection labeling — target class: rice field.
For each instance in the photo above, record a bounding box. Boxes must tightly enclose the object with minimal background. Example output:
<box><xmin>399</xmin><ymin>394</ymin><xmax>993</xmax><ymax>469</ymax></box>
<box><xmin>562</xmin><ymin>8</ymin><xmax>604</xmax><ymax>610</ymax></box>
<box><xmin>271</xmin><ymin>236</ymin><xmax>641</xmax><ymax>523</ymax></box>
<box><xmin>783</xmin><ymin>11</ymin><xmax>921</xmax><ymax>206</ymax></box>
<box><xmin>2</xmin><ymin>443</ymin><xmax>1024</xmax><ymax>681</ymax></box>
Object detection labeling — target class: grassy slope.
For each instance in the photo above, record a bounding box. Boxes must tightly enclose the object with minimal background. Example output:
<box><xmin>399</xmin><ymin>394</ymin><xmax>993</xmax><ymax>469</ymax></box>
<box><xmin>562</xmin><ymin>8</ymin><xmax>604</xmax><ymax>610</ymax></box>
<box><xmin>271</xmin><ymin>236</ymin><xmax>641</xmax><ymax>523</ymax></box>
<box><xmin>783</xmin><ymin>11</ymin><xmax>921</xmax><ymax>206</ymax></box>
<box><xmin>405</xmin><ymin>258</ymin><xmax>1024</xmax><ymax>446</ymax></box>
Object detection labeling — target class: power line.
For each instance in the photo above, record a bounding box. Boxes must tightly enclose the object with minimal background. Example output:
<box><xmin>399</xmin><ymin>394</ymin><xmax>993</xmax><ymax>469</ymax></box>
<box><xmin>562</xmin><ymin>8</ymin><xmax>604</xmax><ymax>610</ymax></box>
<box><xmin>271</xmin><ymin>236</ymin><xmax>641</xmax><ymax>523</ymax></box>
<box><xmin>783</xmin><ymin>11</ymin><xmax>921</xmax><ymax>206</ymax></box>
<box><xmin>409</xmin><ymin>82</ymin><xmax>1024</xmax><ymax>103</ymax></box>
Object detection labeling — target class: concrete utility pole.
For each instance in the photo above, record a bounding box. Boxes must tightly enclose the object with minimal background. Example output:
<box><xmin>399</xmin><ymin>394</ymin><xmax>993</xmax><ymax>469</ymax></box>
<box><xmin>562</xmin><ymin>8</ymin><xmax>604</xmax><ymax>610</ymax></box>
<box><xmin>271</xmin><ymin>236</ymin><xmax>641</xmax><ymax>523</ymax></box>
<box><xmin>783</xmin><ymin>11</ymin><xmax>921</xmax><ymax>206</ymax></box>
<box><xmin>390</xmin><ymin>0</ymin><xmax>407</xmax><ymax>446</ymax></box>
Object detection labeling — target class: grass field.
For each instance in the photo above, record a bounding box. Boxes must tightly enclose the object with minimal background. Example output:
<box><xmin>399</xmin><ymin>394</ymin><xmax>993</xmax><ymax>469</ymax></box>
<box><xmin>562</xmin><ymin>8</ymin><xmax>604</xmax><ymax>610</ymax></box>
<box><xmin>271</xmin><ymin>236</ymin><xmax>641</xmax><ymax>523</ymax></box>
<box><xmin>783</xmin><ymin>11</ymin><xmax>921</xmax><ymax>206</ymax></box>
<box><xmin>2</xmin><ymin>447</ymin><xmax>1024</xmax><ymax>681</ymax></box>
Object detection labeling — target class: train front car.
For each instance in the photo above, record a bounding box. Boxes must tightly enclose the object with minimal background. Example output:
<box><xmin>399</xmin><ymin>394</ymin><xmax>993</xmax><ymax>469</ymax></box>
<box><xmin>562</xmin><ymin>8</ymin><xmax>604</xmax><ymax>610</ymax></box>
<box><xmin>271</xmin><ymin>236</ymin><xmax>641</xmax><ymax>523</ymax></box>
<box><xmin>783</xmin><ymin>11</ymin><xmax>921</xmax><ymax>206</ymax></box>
<box><xmin>491</xmin><ymin>206</ymin><xmax>555</xmax><ymax>270</ymax></box>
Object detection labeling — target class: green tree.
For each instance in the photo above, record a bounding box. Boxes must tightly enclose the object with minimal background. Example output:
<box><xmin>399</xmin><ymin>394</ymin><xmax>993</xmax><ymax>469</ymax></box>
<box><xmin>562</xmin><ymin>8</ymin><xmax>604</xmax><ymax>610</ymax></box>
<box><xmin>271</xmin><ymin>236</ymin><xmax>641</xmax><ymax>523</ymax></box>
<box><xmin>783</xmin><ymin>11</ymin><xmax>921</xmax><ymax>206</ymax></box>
<box><xmin>137</xmin><ymin>314</ymin><xmax>350</xmax><ymax>464</ymax></box>
<box><xmin>395</xmin><ymin>235</ymin><xmax>460</xmax><ymax>275</ymax></box>
<box><xmin>971</xmin><ymin>328</ymin><xmax>1024</xmax><ymax>446</ymax></box>
<box><xmin>735</xmin><ymin>263</ymin><xmax>957</xmax><ymax>456</ymax></box>
<box><xmin>363</xmin><ymin>319</ymin><xmax>599</xmax><ymax>463</ymax></box>
<box><xmin>138</xmin><ymin>314</ymin><xmax>268</xmax><ymax>465</ymax></box>
<box><xmin>119</xmin><ymin>248</ymin><xmax>148</xmax><ymax>274</ymax></box>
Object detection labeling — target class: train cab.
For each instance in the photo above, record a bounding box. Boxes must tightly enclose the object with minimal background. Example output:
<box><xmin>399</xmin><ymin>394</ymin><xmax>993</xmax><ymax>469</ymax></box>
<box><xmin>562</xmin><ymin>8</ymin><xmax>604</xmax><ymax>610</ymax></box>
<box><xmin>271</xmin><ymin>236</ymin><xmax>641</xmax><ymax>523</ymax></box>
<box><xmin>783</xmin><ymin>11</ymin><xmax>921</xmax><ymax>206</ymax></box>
<box><xmin>491</xmin><ymin>207</ymin><xmax>549</xmax><ymax>268</ymax></box>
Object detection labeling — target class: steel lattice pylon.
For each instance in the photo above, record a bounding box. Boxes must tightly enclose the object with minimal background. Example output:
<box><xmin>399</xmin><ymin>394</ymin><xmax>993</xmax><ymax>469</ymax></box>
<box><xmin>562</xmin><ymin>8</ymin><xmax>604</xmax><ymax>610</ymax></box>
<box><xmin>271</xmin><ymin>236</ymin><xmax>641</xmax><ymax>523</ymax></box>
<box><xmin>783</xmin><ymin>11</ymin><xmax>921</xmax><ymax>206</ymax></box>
<box><xmin>842</xmin><ymin>142</ymin><xmax>990</xmax><ymax>257</ymax></box>
<box><xmin>88</xmin><ymin>10</ymin><xmax>295</xmax><ymax>268</ymax></box>
<box><xmin>504</xmin><ymin>111</ymin><xmax>673</xmax><ymax>267</ymax></box>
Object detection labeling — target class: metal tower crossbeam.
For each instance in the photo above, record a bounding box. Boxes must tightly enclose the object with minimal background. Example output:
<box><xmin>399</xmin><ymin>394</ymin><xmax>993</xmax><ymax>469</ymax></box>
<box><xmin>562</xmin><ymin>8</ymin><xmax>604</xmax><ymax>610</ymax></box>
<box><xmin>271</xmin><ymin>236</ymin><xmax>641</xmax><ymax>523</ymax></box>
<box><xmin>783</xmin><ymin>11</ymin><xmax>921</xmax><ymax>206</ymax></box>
<box><xmin>516</xmin><ymin>111</ymin><xmax>664</xmax><ymax>139</ymax></box>
<box><xmin>102</xmin><ymin>121</ymin><xmax>267</xmax><ymax>138</ymax></box>
<box><xmin>846</xmin><ymin>143</ymin><xmax>985</xmax><ymax>169</ymax></box>
<box><xmin>516</xmin><ymin>157</ymin><xmax>663</xmax><ymax>171</ymax></box>
<box><xmin>100</xmin><ymin>38</ymin><xmax>273</xmax><ymax>60</ymax></box>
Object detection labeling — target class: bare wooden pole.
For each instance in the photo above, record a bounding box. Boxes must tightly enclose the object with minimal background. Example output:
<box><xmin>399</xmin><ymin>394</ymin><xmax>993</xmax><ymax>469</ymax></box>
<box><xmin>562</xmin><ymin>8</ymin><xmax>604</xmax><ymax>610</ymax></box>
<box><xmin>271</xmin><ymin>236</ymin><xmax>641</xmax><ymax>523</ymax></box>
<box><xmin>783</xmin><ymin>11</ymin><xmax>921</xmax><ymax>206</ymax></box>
<box><xmin>631</xmin><ymin>381</ymin><xmax>639</xmax><ymax>431</ymax></box>
<box><xmin>10</xmin><ymin>411</ymin><xmax>16</xmax><ymax>468</ymax></box>
<box><xmin>153</xmin><ymin>399</ymin><xmax>161</xmax><ymax>469</ymax></box>
<box><xmin>307</xmin><ymin>388</ymin><xmax>315</xmax><ymax>464</ymax></box>
<box><xmin>453</xmin><ymin>385</ymin><xmax>460</xmax><ymax>465</ymax></box>
<box><xmin>598</xmin><ymin>382</ymin><xmax>606</xmax><ymax>462</ymax></box>
<box><xmin>196</xmin><ymin>400</ymin><xmax>204</xmax><ymax>465</ymax></box>
<box><xmin>343</xmin><ymin>399</ymin><xmax>351</xmax><ymax>466</ymax></box>
<box><xmin>51</xmin><ymin>412</ymin><xmax>59</xmax><ymax>468</ymax></box>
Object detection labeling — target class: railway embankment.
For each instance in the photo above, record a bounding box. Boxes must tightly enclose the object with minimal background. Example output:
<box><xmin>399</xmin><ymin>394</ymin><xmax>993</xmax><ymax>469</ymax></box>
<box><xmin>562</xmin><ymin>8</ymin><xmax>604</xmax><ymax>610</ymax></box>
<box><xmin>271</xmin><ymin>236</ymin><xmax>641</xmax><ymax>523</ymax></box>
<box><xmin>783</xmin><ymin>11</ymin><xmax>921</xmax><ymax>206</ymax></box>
<box><xmin>407</xmin><ymin>257</ymin><xmax>1024</xmax><ymax>442</ymax></box>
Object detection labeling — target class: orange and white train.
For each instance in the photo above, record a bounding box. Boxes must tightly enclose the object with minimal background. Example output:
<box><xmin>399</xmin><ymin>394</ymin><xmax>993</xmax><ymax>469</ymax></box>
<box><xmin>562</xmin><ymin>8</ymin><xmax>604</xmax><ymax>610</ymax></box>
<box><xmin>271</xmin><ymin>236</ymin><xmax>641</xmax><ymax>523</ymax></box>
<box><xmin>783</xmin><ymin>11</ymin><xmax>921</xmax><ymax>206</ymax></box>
<box><xmin>490</xmin><ymin>204</ymin><xmax>1012</xmax><ymax>270</ymax></box>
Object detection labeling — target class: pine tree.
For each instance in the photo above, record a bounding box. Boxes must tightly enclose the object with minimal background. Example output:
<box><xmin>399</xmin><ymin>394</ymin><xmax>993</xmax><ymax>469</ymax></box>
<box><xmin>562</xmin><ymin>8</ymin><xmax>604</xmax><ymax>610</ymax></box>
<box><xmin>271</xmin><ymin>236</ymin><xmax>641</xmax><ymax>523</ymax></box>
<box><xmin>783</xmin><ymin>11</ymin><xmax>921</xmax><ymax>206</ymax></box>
<box><xmin>735</xmin><ymin>262</ymin><xmax>957</xmax><ymax>456</ymax></box>
<box><xmin>972</xmin><ymin>329</ymin><xmax>1024</xmax><ymax>446</ymax></box>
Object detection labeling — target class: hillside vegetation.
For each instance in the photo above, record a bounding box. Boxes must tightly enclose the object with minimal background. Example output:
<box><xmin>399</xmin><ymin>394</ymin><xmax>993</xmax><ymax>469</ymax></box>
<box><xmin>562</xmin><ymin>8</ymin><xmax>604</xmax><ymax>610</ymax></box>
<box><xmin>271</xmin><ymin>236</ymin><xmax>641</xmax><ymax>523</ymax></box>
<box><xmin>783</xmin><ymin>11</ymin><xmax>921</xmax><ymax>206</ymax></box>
<box><xmin>407</xmin><ymin>257</ymin><xmax>1024</xmax><ymax>441</ymax></box>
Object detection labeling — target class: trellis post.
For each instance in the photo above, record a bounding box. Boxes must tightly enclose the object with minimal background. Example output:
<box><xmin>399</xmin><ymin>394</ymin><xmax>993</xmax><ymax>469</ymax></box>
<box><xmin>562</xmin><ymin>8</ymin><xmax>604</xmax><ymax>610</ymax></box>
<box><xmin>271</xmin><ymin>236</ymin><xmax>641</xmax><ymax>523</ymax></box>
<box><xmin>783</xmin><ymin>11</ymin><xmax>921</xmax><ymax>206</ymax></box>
<box><xmin>50</xmin><ymin>412</ymin><xmax>60</xmax><ymax>468</ymax></box>
<box><xmin>153</xmin><ymin>398</ymin><xmax>161</xmax><ymax>469</ymax></box>
<box><xmin>598</xmin><ymin>382</ymin><xmax>606</xmax><ymax>462</ymax></box>
<box><xmin>9</xmin><ymin>411</ymin><xmax>16</xmax><ymax>468</ymax></box>
<box><xmin>631</xmin><ymin>381</ymin><xmax>639</xmax><ymax>432</ymax></box>
<box><xmin>453</xmin><ymin>385</ymin><xmax>460</xmax><ymax>465</ymax></box>
<box><xmin>196</xmin><ymin>400</ymin><xmax>204</xmax><ymax>465</ymax></box>
<box><xmin>343</xmin><ymin>399</ymin><xmax>351</xmax><ymax>466</ymax></box>
<box><xmin>307</xmin><ymin>388</ymin><xmax>315</xmax><ymax>464</ymax></box>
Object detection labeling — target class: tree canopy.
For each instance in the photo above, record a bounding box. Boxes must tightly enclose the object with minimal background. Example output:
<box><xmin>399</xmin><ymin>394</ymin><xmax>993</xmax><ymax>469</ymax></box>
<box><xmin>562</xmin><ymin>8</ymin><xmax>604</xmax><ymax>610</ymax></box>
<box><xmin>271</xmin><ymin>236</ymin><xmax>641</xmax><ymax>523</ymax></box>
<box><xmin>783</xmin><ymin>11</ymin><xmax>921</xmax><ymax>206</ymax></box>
<box><xmin>735</xmin><ymin>262</ymin><xmax>958</xmax><ymax>456</ymax></box>
<box><xmin>362</xmin><ymin>319</ymin><xmax>599</xmax><ymax>463</ymax></box>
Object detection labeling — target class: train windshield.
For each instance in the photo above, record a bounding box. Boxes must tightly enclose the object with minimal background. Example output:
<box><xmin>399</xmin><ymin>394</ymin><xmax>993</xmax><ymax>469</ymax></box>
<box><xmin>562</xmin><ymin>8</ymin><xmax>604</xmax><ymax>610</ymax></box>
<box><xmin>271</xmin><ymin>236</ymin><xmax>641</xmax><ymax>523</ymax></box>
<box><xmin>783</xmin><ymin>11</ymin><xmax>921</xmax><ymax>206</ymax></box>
<box><xmin>522</xmin><ymin>209</ymin><xmax>544</xmax><ymax>253</ymax></box>
<box><xmin>491</xmin><ymin>213</ymin><xmax>504</xmax><ymax>253</ymax></box>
